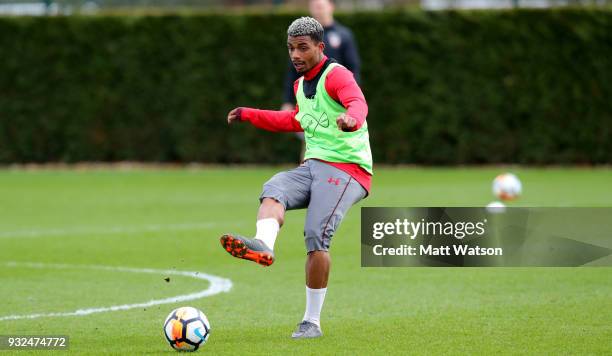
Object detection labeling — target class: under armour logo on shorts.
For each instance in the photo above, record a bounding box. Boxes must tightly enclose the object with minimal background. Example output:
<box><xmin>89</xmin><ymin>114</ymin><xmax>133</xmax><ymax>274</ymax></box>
<box><xmin>327</xmin><ymin>177</ymin><xmax>341</xmax><ymax>186</ymax></box>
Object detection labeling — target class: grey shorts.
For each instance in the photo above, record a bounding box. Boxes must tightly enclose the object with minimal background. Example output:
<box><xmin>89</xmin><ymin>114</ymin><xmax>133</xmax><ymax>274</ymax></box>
<box><xmin>259</xmin><ymin>159</ymin><xmax>367</xmax><ymax>252</ymax></box>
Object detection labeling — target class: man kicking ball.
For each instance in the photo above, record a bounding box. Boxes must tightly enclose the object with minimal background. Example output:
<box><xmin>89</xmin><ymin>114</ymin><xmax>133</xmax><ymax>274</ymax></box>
<box><xmin>220</xmin><ymin>16</ymin><xmax>372</xmax><ymax>339</ymax></box>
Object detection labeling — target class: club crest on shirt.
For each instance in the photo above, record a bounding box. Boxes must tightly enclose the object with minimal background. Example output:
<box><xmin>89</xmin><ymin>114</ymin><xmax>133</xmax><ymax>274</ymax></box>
<box><xmin>328</xmin><ymin>32</ymin><xmax>342</xmax><ymax>49</ymax></box>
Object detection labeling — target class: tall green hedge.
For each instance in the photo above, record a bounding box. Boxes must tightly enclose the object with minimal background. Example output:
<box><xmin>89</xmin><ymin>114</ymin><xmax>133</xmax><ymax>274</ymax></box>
<box><xmin>0</xmin><ymin>10</ymin><xmax>610</xmax><ymax>164</ymax></box>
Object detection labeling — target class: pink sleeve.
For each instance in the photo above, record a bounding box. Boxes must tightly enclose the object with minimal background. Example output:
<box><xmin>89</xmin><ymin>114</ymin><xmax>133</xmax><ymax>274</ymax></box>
<box><xmin>240</xmin><ymin>107</ymin><xmax>303</xmax><ymax>132</ymax></box>
<box><xmin>325</xmin><ymin>66</ymin><xmax>368</xmax><ymax>132</ymax></box>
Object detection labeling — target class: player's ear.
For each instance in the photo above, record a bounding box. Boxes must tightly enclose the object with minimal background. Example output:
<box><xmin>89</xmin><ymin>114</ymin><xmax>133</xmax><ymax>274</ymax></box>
<box><xmin>318</xmin><ymin>41</ymin><xmax>325</xmax><ymax>52</ymax></box>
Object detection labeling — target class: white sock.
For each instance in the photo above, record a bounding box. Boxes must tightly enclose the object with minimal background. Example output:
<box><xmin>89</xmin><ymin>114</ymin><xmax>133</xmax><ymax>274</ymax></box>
<box><xmin>254</xmin><ymin>218</ymin><xmax>279</xmax><ymax>250</ymax></box>
<box><xmin>303</xmin><ymin>286</ymin><xmax>327</xmax><ymax>327</ymax></box>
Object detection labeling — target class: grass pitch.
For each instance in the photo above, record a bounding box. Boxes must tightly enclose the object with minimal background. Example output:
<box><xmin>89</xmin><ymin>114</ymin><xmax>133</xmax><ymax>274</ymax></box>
<box><xmin>0</xmin><ymin>167</ymin><xmax>611</xmax><ymax>355</ymax></box>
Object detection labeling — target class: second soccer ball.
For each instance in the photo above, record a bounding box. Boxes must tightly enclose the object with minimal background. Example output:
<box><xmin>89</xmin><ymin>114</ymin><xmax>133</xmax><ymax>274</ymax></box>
<box><xmin>492</xmin><ymin>173</ymin><xmax>522</xmax><ymax>201</ymax></box>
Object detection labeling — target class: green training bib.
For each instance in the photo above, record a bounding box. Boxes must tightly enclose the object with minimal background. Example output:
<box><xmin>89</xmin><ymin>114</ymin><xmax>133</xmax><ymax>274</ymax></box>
<box><xmin>295</xmin><ymin>62</ymin><xmax>373</xmax><ymax>174</ymax></box>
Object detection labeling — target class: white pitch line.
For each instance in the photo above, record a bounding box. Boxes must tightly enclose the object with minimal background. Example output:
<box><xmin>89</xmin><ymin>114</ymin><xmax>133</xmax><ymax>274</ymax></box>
<box><xmin>0</xmin><ymin>222</ymin><xmax>240</xmax><ymax>239</ymax></box>
<box><xmin>0</xmin><ymin>262</ymin><xmax>233</xmax><ymax>321</ymax></box>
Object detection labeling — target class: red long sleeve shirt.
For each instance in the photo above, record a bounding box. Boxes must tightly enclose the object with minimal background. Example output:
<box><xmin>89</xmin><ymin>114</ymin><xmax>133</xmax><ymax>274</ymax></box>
<box><xmin>240</xmin><ymin>56</ymin><xmax>372</xmax><ymax>193</ymax></box>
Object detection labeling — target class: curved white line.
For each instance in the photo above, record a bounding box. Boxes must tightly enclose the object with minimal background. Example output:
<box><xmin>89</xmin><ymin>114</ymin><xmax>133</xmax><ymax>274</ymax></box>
<box><xmin>0</xmin><ymin>262</ymin><xmax>233</xmax><ymax>321</ymax></box>
<box><xmin>0</xmin><ymin>221</ymin><xmax>242</xmax><ymax>239</ymax></box>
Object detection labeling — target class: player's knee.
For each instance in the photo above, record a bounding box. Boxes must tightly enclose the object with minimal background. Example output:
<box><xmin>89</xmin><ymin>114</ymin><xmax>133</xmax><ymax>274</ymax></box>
<box><xmin>260</xmin><ymin>183</ymin><xmax>288</xmax><ymax>210</ymax></box>
<box><xmin>303</xmin><ymin>227</ymin><xmax>320</xmax><ymax>241</ymax></box>
<box><xmin>304</xmin><ymin>231</ymin><xmax>331</xmax><ymax>252</ymax></box>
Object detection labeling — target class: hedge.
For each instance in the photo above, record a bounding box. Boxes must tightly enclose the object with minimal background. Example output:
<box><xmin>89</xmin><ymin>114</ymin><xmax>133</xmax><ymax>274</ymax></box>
<box><xmin>0</xmin><ymin>10</ymin><xmax>610</xmax><ymax>164</ymax></box>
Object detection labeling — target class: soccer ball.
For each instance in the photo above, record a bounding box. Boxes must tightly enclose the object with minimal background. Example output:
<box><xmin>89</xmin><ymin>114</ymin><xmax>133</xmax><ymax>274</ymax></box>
<box><xmin>163</xmin><ymin>306</ymin><xmax>211</xmax><ymax>352</ymax></box>
<box><xmin>492</xmin><ymin>173</ymin><xmax>522</xmax><ymax>201</ymax></box>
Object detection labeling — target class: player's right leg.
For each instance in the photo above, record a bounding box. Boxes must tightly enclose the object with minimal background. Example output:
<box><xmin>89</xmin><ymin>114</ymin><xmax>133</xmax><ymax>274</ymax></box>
<box><xmin>220</xmin><ymin>164</ymin><xmax>311</xmax><ymax>267</ymax></box>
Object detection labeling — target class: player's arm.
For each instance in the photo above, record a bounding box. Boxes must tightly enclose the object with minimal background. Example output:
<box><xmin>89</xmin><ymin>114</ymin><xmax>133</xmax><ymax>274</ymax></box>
<box><xmin>227</xmin><ymin>107</ymin><xmax>303</xmax><ymax>132</ymax></box>
<box><xmin>325</xmin><ymin>66</ymin><xmax>368</xmax><ymax>132</ymax></box>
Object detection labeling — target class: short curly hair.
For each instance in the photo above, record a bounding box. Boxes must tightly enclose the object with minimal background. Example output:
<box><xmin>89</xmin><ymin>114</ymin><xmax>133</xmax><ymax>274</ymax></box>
<box><xmin>287</xmin><ymin>16</ymin><xmax>324</xmax><ymax>42</ymax></box>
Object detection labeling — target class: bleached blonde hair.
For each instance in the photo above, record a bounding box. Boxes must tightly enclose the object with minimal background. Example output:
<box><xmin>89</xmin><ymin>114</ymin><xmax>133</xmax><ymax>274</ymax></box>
<box><xmin>287</xmin><ymin>17</ymin><xmax>324</xmax><ymax>42</ymax></box>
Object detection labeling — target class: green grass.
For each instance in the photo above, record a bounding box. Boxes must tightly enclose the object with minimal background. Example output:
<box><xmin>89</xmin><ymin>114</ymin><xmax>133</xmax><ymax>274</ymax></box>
<box><xmin>0</xmin><ymin>167</ymin><xmax>611</xmax><ymax>355</ymax></box>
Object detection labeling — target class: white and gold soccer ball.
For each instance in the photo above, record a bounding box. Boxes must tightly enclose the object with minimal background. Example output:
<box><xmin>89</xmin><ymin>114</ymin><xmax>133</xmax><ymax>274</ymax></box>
<box><xmin>492</xmin><ymin>173</ymin><xmax>522</xmax><ymax>201</ymax></box>
<box><xmin>163</xmin><ymin>306</ymin><xmax>211</xmax><ymax>352</ymax></box>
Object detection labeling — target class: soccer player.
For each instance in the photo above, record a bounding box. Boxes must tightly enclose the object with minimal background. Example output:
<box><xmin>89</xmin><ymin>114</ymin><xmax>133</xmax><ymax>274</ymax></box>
<box><xmin>221</xmin><ymin>16</ymin><xmax>372</xmax><ymax>339</ymax></box>
<box><xmin>281</xmin><ymin>0</ymin><xmax>362</xmax><ymax>160</ymax></box>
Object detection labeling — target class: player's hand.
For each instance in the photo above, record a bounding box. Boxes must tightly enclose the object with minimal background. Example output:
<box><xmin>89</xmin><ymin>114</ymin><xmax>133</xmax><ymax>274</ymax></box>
<box><xmin>336</xmin><ymin>113</ymin><xmax>357</xmax><ymax>132</ymax></box>
<box><xmin>227</xmin><ymin>108</ymin><xmax>242</xmax><ymax>125</ymax></box>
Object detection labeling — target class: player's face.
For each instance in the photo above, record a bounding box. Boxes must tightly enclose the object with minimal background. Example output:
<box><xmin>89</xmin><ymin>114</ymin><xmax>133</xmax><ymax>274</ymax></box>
<box><xmin>287</xmin><ymin>36</ymin><xmax>324</xmax><ymax>74</ymax></box>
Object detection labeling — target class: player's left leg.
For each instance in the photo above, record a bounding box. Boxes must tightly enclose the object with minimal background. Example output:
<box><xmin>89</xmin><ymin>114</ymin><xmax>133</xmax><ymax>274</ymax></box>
<box><xmin>292</xmin><ymin>160</ymin><xmax>366</xmax><ymax>339</ymax></box>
